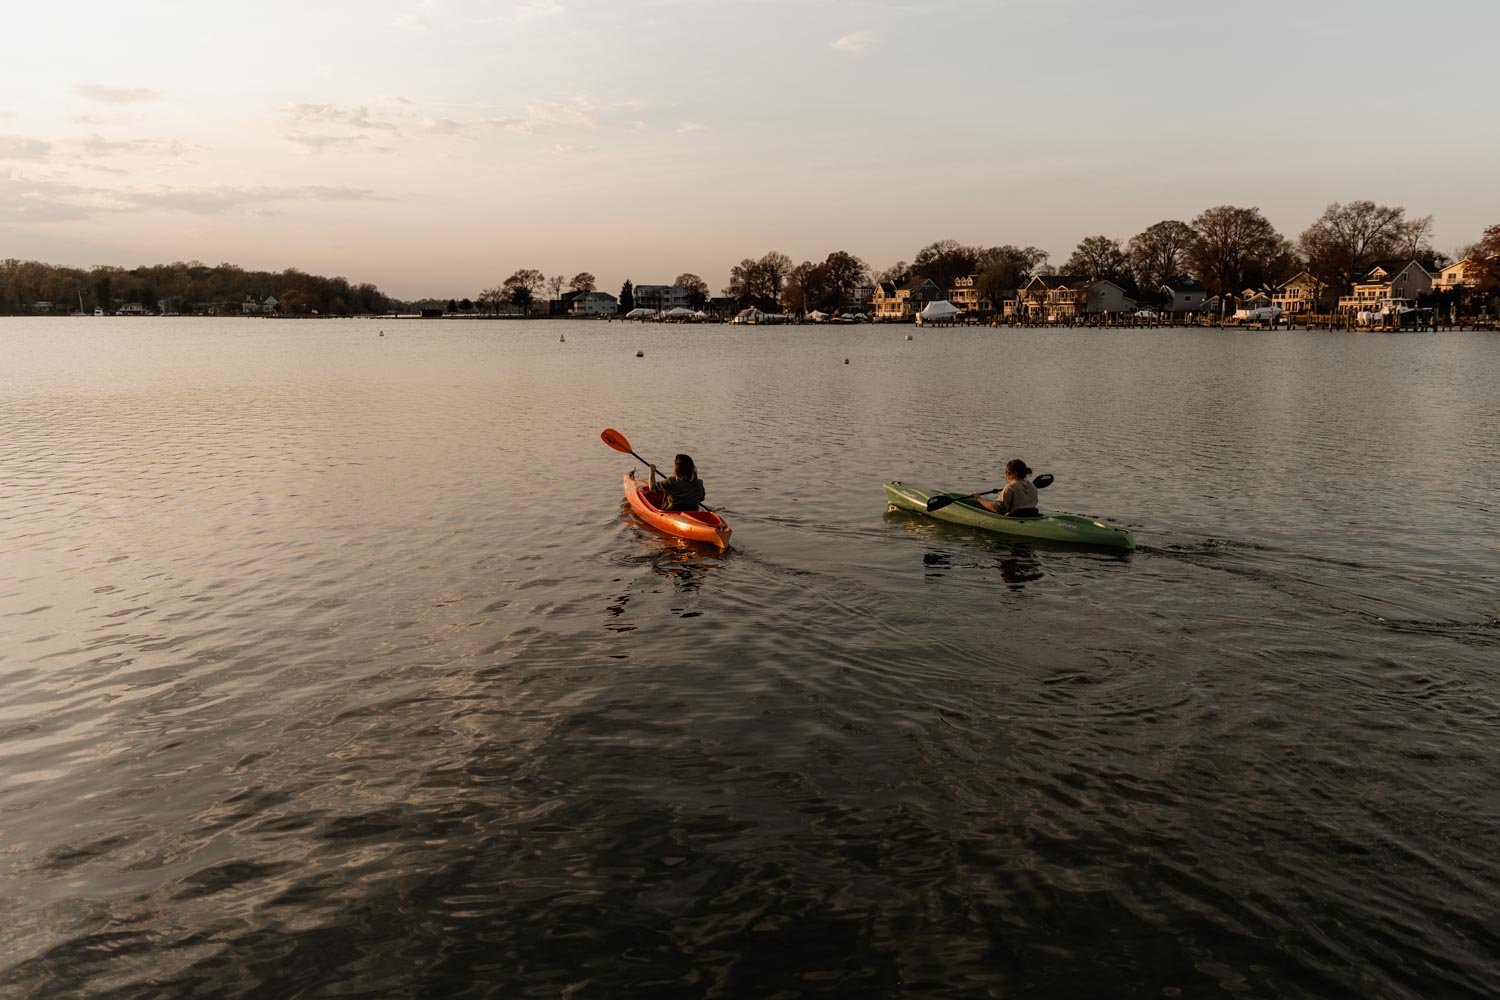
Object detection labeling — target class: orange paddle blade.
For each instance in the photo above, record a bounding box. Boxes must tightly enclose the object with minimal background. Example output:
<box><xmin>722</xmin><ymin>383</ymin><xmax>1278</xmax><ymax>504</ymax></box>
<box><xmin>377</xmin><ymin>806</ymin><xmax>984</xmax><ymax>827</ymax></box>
<box><xmin>601</xmin><ymin>428</ymin><xmax>633</xmax><ymax>454</ymax></box>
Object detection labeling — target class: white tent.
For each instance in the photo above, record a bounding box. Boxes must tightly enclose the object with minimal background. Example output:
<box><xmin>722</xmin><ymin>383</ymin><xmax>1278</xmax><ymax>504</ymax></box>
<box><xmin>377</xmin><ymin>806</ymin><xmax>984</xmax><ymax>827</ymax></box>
<box><xmin>692</xmin><ymin>310</ymin><xmax>710</xmax><ymax>320</ymax></box>
<box><xmin>916</xmin><ymin>300</ymin><xmax>961</xmax><ymax>325</ymax></box>
<box><xmin>807</xmin><ymin>310</ymin><xmax>828</xmax><ymax>322</ymax></box>
<box><xmin>732</xmin><ymin>307</ymin><xmax>765</xmax><ymax>325</ymax></box>
<box><xmin>625</xmin><ymin>307</ymin><xmax>657</xmax><ymax>319</ymax></box>
<box><xmin>665</xmin><ymin>307</ymin><xmax>695</xmax><ymax>319</ymax></box>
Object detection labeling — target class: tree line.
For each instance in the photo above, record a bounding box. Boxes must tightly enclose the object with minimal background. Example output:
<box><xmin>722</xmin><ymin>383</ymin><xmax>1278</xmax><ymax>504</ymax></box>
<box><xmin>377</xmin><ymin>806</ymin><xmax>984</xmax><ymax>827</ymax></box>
<box><xmin>468</xmin><ymin>205</ymin><xmax>1495</xmax><ymax>318</ymax></box>
<box><xmin>0</xmin><ymin>259</ymin><xmax>390</xmax><ymax>316</ymax></box>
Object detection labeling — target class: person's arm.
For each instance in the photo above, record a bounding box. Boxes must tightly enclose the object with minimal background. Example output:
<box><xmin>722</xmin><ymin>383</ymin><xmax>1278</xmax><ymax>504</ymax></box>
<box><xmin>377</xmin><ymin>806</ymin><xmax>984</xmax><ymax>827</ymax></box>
<box><xmin>990</xmin><ymin>483</ymin><xmax>1015</xmax><ymax>515</ymax></box>
<box><xmin>976</xmin><ymin>495</ymin><xmax>1003</xmax><ymax>513</ymax></box>
<box><xmin>648</xmin><ymin>465</ymin><xmax>661</xmax><ymax>489</ymax></box>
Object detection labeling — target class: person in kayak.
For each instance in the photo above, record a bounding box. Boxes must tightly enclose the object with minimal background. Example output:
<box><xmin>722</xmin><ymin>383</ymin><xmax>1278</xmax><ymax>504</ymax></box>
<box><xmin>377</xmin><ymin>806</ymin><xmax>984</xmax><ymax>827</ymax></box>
<box><xmin>649</xmin><ymin>454</ymin><xmax>707</xmax><ymax>511</ymax></box>
<box><xmin>979</xmin><ymin>459</ymin><xmax>1040</xmax><ymax>517</ymax></box>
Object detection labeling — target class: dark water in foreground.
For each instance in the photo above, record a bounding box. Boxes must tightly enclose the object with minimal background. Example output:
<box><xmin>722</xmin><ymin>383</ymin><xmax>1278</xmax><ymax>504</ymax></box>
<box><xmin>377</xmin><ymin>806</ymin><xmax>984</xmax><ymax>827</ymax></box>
<box><xmin>2</xmin><ymin>318</ymin><xmax>1498</xmax><ymax>998</ymax></box>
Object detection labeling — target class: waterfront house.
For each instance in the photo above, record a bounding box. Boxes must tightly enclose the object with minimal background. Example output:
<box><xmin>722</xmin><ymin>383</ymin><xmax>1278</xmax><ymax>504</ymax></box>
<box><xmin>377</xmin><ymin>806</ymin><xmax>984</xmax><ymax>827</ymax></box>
<box><xmin>117</xmin><ymin>302</ymin><xmax>148</xmax><ymax>316</ymax></box>
<box><xmin>1273</xmin><ymin>271</ymin><xmax>1322</xmax><ymax>315</ymax></box>
<box><xmin>1083</xmin><ymin>280</ymin><xmax>1136</xmax><ymax>316</ymax></box>
<box><xmin>872</xmin><ymin>277</ymin><xmax>942</xmax><ymax>320</ymax></box>
<box><xmin>947</xmin><ymin>275</ymin><xmax>994</xmax><ymax>319</ymax></box>
<box><xmin>31</xmin><ymin>300</ymin><xmax>53</xmax><ymax>314</ymax></box>
<box><xmin>1433</xmin><ymin>258</ymin><xmax>1482</xmax><ymax>293</ymax></box>
<box><xmin>1018</xmin><ymin>275</ymin><xmax>1089</xmax><ymax>323</ymax></box>
<box><xmin>1159</xmin><ymin>279</ymin><xmax>1209</xmax><ymax>314</ymax></box>
<box><xmin>869</xmin><ymin>281</ymin><xmax>899</xmax><ymax>319</ymax></box>
<box><xmin>1337</xmin><ymin>260</ymin><xmax>1432</xmax><ymax>311</ymax></box>
<box><xmin>633</xmin><ymin>284</ymin><xmax>691</xmax><ymax>312</ymax></box>
<box><xmin>847</xmin><ymin>283</ymin><xmax>874</xmax><ymax>309</ymax></box>
<box><xmin>569</xmin><ymin>290</ymin><xmax>619</xmax><ymax>317</ymax></box>
<box><xmin>1238</xmin><ymin>288</ymin><xmax>1273</xmax><ymax>310</ymax></box>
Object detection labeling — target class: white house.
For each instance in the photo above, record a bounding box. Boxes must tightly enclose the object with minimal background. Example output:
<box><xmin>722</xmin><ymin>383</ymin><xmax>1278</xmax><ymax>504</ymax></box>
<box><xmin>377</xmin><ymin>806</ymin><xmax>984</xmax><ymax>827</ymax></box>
<box><xmin>633</xmin><ymin>284</ymin><xmax>691</xmax><ymax>311</ymax></box>
<box><xmin>569</xmin><ymin>291</ymin><xmax>619</xmax><ymax>316</ymax></box>
<box><xmin>1160</xmin><ymin>280</ymin><xmax>1208</xmax><ymax>314</ymax></box>
<box><xmin>1084</xmin><ymin>280</ymin><xmax>1136</xmax><ymax>315</ymax></box>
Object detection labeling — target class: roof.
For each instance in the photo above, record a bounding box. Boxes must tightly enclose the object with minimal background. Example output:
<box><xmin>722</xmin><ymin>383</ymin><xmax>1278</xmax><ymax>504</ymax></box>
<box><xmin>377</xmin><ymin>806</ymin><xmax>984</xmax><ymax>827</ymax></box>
<box><xmin>1160</xmin><ymin>278</ymin><xmax>1206</xmax><ymax>293</ymax></box>
<box><xmin>1027</xmin><ymin>274</ymin><xmax>1088</xmax><ymax>290</ymax></box>
<box><xmin>900</xmin><ymin>276</ymin><xmax>940</xmax><ymax>292</ymax></box>
<box><xmin>875</xmin><ymin>281</ymin><xmax>896</xmax><ymax>296</ymax></box>
<box><xmin>1365</xmin><ymin>259</ymin><xmax>1428</xmax><ymax>279</ymax></box>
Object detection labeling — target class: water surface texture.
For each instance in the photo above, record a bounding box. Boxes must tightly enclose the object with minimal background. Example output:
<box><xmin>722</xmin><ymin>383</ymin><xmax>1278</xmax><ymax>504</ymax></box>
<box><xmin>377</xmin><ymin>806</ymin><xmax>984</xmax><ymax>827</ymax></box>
<box><xmin>3</xmin><ymin>319</ymin><xmax>1498</xmax><ymax>998</ymax></box>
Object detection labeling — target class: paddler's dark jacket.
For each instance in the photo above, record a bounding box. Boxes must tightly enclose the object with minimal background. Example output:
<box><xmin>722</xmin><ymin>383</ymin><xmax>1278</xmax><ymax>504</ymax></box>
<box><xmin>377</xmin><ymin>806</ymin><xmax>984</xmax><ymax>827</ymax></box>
<box><xmin>653</xmin><ymin>475</ymin><xmax>706</xmax><ymax>511</ymax></box>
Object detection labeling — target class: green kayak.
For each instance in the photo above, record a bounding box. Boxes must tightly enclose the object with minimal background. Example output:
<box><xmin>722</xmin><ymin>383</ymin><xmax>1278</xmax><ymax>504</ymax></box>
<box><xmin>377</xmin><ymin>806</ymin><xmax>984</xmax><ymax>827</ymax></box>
<box><xmin>884</xmin><ymin>481</ymin><xmax>1136</xmax><ymax>550</ymax></box>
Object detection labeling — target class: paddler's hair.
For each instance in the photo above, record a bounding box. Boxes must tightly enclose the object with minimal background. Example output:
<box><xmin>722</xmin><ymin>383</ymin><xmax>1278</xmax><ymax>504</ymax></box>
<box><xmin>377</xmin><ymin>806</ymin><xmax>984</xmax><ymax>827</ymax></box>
<box><xmin>674</xmin><ymin>454</ymin><xmax>697</xmax><ymax>479</ymax></box>
<box><xmin>1005</xmin><ymin>458</ymin><xmax>1032</xmax><ymax>479</ymax></box>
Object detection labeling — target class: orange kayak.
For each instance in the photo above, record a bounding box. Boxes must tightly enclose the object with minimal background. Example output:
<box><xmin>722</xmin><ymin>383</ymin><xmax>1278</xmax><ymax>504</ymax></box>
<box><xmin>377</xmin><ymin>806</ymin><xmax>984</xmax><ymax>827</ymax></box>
<box><xmin>622</xmin><ymin>471</ymin><xmax>731</xmax><ymax>549</ymax></box>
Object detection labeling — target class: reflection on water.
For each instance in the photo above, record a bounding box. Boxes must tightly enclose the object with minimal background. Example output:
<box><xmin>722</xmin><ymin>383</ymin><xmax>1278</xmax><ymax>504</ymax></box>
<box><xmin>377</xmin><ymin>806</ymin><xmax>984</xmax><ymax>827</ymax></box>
<box><xmin>2</xmin><ymin>318</ymin><xmax>1499</xmax><ymax>998</ymax></box>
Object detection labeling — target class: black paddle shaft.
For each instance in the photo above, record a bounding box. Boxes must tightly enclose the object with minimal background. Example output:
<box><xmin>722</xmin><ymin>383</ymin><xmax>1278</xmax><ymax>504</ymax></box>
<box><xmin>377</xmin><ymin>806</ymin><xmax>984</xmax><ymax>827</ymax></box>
<box><xmin>926</xmin><ymin>474</ymin><xmax>1053</xmax><ymax>513</ymax></box>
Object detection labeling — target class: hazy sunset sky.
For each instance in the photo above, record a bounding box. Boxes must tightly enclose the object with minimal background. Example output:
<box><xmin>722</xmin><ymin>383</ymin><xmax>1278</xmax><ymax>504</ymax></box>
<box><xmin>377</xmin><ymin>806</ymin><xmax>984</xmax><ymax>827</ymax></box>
<box><xmin>3</xmin><ymin>0</ymin><xmax>1498</xmax><ymax>298</ymax></box>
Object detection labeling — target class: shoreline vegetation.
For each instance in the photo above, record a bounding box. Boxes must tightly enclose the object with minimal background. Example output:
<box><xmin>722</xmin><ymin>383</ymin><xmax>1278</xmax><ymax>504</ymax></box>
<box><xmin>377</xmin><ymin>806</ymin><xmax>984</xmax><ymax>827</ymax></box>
<box><xmin>4</xmin><ymin>204</ymin><xmax>1498</xmax><ymax>326</ymax></box>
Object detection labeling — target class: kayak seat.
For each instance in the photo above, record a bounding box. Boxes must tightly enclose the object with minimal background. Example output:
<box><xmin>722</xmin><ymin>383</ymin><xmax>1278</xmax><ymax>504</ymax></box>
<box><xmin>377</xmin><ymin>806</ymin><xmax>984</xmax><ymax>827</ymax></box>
<box><xmin>1007</xmin><ymin>508</ymin><xmax>1042</xmax><ymax>518</ymax></box>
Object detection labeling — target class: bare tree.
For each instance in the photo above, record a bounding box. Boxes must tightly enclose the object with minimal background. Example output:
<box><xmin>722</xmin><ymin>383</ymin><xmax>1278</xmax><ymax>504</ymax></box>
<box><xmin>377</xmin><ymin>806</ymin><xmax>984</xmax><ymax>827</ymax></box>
<box><xmin>674</xmin><ymin>273</ymin><xmax>709</xmax><ymax>309</ymax></box>
<box><xmin>1188</xmin><ymin>205</ymin><xmax>1284</xmax><ymax>297</ymax></box>
<box><xmin>1297</xmin><ymin>201</ymin><xmax>1408</xmax><ymax>290</ymax></box>
<box><xmin>547</xmin><ymin>274</ymin><xmax>565</xmax><ymax>300</ymax></box>
<box><xmin>569</xmin><ymin>272</ymin><xmax>596</xmax><ymax>293</ymax></box>
<box><xmin>1063</xmin><ymin>235</ymin><xmax>1128</xmax><ymax>283</ymax></box>
<box><xmin>1128</xmin><ymin>220</ymin><xmax>1195</xmax><ymax>291</ymax></box>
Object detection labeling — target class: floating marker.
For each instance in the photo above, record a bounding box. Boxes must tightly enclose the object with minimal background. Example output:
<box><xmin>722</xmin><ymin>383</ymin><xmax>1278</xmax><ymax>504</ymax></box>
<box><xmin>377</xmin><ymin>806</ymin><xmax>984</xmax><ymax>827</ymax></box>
<box><xmin>844</xmin><ymin>358</ymin><xmax>849</xmax><ymax>364</ymax></box>
<box><xmin>905</xmin><ymin>334</ymin><xmax>912</xmax><ymax>341</ymax></box>
<box><xmin>636</xmin><ymin>350</ymin><xmax>644</xmax><ymax>358</ymax></box>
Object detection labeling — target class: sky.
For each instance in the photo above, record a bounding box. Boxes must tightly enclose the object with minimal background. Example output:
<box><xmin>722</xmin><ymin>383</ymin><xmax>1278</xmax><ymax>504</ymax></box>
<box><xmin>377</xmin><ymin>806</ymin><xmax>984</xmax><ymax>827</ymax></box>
<box><xmin>2</xmin><ymin>0</ymin><xmax>1498</xmax><ymax>299</ymax></box>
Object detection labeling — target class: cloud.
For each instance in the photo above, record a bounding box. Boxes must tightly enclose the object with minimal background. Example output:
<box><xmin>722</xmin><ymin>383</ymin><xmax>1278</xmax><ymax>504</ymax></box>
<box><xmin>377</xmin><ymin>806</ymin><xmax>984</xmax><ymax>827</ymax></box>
<box><xmin>72</xmin><ymin>135</ymin><xmax>194</xmax><ymax>158</ymax></box>
<box><xmin>285</xmin><ymin>132</ymin><xmax>367</xmax><ymax>150</ymax></box>
<box><xmin>0</xmin><ymin>135</ymin><xmax>51</xmax><ymax>160</ymax></box>
<box><xmin>422</xmin><ymin>117</ymin><xmax>467</xmax><ymax>135</ymax></box>
<box><xmin>676</xmin><ymin>122</ymin><xmax>708</xmax><ymax>134</ymax></box>
<box><xmin>129</xmin><ymin>184</ymin><xmax>385</xmax><ymax>214</ymax></box>
<box><xmin>0</xmin><ymin>170</ymin><xmax>386</xmax><ymax>223</ymax></box>
<box><xmin>73</xmin><ymin>83</ymin><xmax>162</xmax><ymax>104</ymax></box>
<box><xmin>832</xmin><ymin>30</ymin><xmax>875</xmax><ymax>53</ymax></box>
<box><xmin>479</xmin><ymin>96</ymin><xmax>646</xmax><ymax>135</ymax></box>
<box><xmin>285</xmin><ymin>103</ymin><xmax>398</xmax><ymax>130</ymax></box>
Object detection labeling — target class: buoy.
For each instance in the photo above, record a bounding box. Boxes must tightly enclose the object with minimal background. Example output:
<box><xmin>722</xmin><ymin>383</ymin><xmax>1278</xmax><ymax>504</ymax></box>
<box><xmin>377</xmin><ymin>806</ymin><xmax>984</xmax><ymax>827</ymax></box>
<box><xmin>844</xmin><ymin>358</ymin><xmax>849</xmax><ymax>364</ymax></box>
<box><xmin>905</xmin><ymin>334</ymin><xmax>912</xmax><ymax>341</ymax></box>
<box><xmin>636</xmin><ymin>350</ymin><xmax>644</xmax><ymax>358</ymax></box>
<box><xmin>379</xmin><ymin>330</ymin><xmax>384</xmax><ymax>336</ymax></box>
<box><xmin>559</xmin><ymin>334</ymin><xmax>566</xmax><ymax>342</ymax></box>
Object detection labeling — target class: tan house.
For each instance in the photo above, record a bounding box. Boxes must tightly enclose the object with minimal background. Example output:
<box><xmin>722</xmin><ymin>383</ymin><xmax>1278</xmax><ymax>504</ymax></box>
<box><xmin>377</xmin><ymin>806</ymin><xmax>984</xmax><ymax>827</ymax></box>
<box><xmin>1338</xmin><ymin>260</ymin><xmax>1432</xmax><ymax>310</ymax></box>
<box><xmin>947</xmin><ymin>275</ymin><xmax>993</xmax><ymax>318</ymax></box>
<box><xmin>1433</xmin><ymin>257</ymin><xmax>1483</xmax><ymax>292</ymax></box>
<box><xmin>872</xmin><ymin>277</ymin><xmax>942</xmax><ymax>320</ymax></box>
<box><xmin>1018</xmin><ymin>275</ymin><xmax>1089</xmax><ymax>322</ymax></box>
<box><xmin>1273</xmin><ymin>271</ymin><xmax>1322</xmax><ymax>314</ymax></box>
<box><xmin>1238</xmin><ymin>288</ymin><xmax>1273</xmax><ymax>309</ymax></box>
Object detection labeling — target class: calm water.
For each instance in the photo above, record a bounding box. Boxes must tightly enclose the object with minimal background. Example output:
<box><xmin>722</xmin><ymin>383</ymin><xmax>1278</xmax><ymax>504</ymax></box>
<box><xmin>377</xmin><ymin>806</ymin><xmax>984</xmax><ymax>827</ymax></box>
<box><xmin>2</xmin><ymin>317</ymin><xmax>1498</xmax><ymax>998</ymax></box>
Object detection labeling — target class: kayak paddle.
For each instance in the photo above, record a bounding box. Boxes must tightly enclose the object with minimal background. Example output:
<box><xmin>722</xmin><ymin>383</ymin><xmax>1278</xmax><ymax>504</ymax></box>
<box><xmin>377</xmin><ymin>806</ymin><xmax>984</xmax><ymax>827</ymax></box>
<box><xmin>601</xmin><ymin>428</ymin><xmax>720</xmax><ymax>512</ymax></box>
<box><xmin>925</xmin><ymin>473</ymin><xmax>1054</xmax><ymax>513</ymax></box>
<box><xmin>601</xmin><ymin>427</ymin><xmax>654</xmax><ymax>471</ymax></box>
